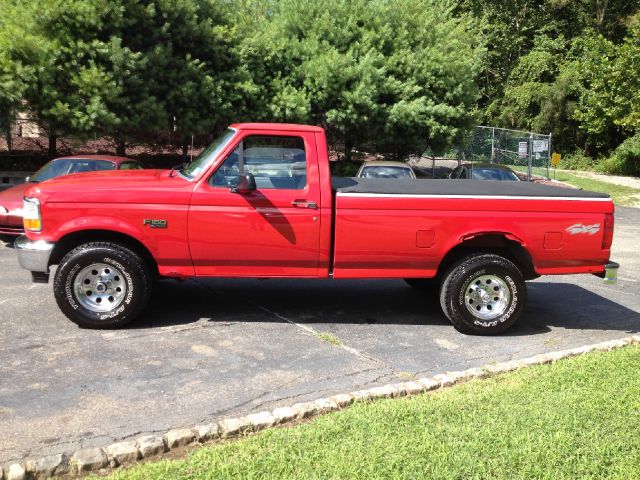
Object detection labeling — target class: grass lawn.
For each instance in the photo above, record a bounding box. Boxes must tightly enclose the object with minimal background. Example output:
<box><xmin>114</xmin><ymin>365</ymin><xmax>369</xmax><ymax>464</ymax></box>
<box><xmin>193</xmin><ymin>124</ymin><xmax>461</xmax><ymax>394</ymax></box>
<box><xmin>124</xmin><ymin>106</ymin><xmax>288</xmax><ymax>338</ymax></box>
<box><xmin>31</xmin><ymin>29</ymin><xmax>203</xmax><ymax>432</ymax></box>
<box><xmin>512</xmin><ymin>166</ymin><xmax>640</xmax><ymax>206</ymax></box>
<box><xmin>104</xmin><ymin>345</ymin><xmax>640</xmax><ymax>480</ymax></box>
<box><xmin>551</xmin><ymin>171</ymin><xmax>640</xmax><ymax>206</ymax></box>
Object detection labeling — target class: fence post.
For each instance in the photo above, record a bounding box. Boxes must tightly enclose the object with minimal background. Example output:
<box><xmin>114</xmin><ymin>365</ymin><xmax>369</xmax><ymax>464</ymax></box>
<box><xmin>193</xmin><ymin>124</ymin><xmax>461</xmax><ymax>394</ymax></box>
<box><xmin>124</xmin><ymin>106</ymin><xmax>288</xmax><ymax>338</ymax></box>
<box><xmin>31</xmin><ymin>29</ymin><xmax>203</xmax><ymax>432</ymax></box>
<box><xmin>547</xmin><ymin>133</ymin><xmax>552</xmax><ymax>180</ymax></box>
<box><xmin>527</xmin><ymin>134</ymin><xmax>533</xmax><ymax>181</ymax></box>
<box><xmin>491</xmin><ymin>127</ymin><xmax>495</xmax><ymax>163</ymax></box>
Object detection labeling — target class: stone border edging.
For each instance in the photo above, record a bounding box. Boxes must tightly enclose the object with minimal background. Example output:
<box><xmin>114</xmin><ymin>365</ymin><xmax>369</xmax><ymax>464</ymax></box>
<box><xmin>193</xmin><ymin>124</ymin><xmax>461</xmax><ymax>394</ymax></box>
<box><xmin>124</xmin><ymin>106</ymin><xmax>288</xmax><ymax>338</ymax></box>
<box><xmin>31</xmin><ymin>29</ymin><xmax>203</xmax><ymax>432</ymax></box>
<box><xmin>3</xmin><ymin>335</ymin><xmax>639</xmax><ymax>480</ymax></box>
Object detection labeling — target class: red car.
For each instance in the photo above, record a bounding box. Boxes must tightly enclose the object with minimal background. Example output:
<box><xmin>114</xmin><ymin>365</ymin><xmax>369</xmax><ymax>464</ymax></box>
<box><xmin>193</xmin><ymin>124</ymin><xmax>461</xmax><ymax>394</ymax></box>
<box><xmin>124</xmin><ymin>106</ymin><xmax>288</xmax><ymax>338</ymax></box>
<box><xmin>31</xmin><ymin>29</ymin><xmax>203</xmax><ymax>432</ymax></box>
<box><xmin>15</xmin><ymin>124</ymin><xmax>617</xmax><ymax>335</ymax></box>
<box><xmin>0</xmin><ymin>155</ymin><xmax>143</xmax><ymax>237</ymax></box>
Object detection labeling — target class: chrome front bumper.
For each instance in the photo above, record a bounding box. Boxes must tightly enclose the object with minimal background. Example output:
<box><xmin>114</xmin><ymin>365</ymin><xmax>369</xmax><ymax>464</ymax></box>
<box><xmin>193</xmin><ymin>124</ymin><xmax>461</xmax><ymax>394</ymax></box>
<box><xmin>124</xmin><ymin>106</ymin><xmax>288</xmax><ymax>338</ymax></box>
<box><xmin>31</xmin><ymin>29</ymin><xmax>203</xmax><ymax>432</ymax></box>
<box><xmin>14</xmin><ymin>235</ymin><xmax>54</xmax><ymax>273</ymax></box>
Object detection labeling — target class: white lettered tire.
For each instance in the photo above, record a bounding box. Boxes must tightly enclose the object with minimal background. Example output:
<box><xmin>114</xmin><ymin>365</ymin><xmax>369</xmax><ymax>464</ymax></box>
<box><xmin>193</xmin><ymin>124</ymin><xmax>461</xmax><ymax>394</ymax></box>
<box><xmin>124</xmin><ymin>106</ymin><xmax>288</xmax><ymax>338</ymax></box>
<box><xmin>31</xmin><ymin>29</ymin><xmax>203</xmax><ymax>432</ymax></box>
<box><xmin>53</xmin><ymin>242</ymin><xmax>152</xmax><ymax>329</ymax></box>
<box><xmin>439</xmin><ymin>254</ymin><xmax>527</xmax><ymax>335</ymax></box>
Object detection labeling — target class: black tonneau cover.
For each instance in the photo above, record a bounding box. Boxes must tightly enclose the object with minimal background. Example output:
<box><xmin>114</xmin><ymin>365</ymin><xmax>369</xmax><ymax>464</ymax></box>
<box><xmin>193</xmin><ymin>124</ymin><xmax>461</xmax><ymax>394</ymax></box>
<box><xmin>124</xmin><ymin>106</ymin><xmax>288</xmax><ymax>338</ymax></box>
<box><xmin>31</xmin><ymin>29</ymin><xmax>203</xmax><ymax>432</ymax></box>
<box><xmin>332</xmin><ymin>177</ymin><xmax>609</xmax><ymax>199</ymax></box>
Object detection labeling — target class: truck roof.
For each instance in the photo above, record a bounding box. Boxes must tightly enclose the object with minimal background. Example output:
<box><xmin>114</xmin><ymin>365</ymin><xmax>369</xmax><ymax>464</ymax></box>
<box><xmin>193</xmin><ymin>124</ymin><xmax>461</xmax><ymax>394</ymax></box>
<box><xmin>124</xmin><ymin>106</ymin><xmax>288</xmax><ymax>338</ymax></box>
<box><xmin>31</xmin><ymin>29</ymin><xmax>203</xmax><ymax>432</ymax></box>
<box><xmin>229</xmin><ymin>123</ymin><xmax>324</xmax><ymax>133</ymax></box>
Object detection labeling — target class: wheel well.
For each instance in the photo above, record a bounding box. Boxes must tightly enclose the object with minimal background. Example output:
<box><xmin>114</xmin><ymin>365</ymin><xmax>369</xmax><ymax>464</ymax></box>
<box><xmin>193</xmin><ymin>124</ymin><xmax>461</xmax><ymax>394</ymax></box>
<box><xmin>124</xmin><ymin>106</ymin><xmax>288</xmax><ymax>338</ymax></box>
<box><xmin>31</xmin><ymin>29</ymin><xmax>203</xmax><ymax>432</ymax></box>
<box><xmin>49</xmin><ymin>230</ymin><xmax>159</xmax><ymax>277</ymax></box>
<box><xmin>437</xmin><ymin>234</ymin><xmax>538</xmax><ymax>280</ymax></box>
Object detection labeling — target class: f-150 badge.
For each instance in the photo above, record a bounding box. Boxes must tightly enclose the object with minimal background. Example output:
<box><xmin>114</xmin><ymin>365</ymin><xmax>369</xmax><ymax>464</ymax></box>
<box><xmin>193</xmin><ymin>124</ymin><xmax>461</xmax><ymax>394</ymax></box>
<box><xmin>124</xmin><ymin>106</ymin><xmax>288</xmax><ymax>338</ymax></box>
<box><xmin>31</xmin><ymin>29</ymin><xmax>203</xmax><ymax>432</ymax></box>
<box><xmin>143</xmin><ymin>219</ymin><xmax>167</xmax><ymax>229</ymax></box>
<box><xmin>566</xmin><ymin>223</ymin><xmax>600</xmax><ymax>235</ymax></box>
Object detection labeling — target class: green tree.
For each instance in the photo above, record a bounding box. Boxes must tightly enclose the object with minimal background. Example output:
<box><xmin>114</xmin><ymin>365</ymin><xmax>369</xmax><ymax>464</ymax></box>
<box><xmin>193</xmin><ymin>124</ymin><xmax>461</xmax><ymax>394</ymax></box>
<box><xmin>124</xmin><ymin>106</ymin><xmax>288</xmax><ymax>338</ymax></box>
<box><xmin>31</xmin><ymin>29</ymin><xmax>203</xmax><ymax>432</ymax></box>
<box><xmin>0</xmin><ymin>0</ymin><xmax>247</xmax><ymax>156</ymax></box>
<box><xmin>239</xmin><ymin>0</ymin><xmax>484</xmax><ymax>160</ymax></box>
<box><xmin>456</xmin><ymin>0</ymin><xmax>640</xmax><ymax>117</ymax></box>
<box><xmin>111</xmin><ymin>0</ymin><xmax>247</xmax><ymax>155</ymax></box>
<box><xmin>574</xmin><ymin>26</ymin><xmax>640</xmax><ymax>143</ymax></box>
<box><xmin>0</xmin><ymin>0</ymin><xmax>126</xmax><ymax>155</ymax></box>
<box><xmin>491</xmin><ymin>35</ymin><xmax>586</xmax><ymax>151</ymax></box>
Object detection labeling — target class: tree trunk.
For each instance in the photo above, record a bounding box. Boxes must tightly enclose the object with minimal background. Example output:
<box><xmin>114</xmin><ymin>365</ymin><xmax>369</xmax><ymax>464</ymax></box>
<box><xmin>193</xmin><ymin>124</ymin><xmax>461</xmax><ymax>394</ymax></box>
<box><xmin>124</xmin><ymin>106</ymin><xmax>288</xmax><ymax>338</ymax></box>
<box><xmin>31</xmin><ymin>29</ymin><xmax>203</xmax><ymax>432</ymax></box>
<box><xmin>181</xmin><ymin>141</ymin><xmax>189</xmax><ymax>162</ymax></box>
<box><xmin>5</xmin><ymin>131</ymin><xmax>11</xmax><ymax>153</ymax></box>
<box><xmin>116</xmin><ymin>136</ymin><xmax>126</xmax><ymax>156</ymax></box>
<box><xmin>48</xmin><ymin>133</ymin><xmax>57</xmax><ymax>157</ymax></box>
<box><xmin>344</xmin><ymin>130</ymin><xmax>352</xmax><ymax>162</ymax></box>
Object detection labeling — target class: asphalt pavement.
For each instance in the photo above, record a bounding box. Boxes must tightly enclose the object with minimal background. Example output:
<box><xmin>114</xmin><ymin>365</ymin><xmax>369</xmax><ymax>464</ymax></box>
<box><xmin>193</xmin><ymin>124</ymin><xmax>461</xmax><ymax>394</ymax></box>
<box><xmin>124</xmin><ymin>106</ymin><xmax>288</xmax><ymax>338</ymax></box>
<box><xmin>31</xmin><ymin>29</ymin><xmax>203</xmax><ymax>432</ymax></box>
<box><xmin>1</xmin><ymin>207</ymin><xmax>639</xmax><ymax>464</ymax></box>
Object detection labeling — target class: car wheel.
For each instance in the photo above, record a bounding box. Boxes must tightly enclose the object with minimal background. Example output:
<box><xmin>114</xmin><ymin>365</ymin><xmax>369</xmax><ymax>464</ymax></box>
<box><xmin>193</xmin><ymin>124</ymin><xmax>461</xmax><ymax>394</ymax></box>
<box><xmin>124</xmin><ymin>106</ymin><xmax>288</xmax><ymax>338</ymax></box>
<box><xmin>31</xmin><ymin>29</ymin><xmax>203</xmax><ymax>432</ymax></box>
<box><xmin>53</xmin><ymin>242</ymin><xmax>152</xmax><ymax>329</ymax></box>
<box><xmin>439</xmin><ymin>253</ymin><xmax>526</xmax><ymax>335</ymax></box>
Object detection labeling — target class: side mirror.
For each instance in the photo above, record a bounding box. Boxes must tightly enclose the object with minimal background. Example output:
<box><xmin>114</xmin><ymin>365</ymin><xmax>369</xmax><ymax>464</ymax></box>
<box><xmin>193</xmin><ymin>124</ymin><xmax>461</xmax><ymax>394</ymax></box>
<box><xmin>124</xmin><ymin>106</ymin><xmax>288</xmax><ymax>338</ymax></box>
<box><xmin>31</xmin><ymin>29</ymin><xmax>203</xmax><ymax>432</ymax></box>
<box><xmin>229</xmin><ymin>173</ymin><xmax>256</xmax><ymax>194</ymax></box>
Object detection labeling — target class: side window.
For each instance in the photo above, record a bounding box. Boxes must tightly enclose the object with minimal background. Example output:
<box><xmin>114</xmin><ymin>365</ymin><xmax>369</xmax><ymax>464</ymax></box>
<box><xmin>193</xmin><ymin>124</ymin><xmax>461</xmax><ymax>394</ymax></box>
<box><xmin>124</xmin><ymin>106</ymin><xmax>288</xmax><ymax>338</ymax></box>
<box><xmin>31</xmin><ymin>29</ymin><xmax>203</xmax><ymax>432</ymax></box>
<box><xmin>211</xmin><ymin>135</ymin><xmax>307</xmax><ymax>190</ymax></box>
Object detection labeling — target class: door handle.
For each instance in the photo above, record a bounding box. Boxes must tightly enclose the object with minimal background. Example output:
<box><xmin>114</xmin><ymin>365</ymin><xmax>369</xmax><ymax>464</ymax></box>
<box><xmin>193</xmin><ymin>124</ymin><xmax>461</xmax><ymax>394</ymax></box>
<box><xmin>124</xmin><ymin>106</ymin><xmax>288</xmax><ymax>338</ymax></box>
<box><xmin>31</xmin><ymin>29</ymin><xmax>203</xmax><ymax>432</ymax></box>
<box><xmin>291</xmin><ymin>200</ymin><xmax>318</xmax><ymax>209</ymax></box>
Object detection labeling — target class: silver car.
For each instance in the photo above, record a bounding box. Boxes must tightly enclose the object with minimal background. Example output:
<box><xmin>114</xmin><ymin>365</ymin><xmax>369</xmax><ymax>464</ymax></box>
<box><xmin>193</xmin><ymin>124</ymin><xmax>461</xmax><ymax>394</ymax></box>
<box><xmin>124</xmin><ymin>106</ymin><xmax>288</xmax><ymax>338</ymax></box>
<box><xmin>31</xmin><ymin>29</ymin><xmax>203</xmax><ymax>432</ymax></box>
<box><xmin>356</xmin><ymin>161</ymin><xmax>417</xmax><ymax>179</ymax></box>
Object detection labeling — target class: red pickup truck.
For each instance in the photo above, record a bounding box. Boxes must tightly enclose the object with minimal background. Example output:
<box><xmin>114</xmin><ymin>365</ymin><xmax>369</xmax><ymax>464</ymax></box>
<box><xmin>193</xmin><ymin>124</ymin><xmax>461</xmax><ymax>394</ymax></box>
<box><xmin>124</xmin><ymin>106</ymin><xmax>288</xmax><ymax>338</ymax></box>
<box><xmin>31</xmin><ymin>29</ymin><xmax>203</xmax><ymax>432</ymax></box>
<box><xmin>15</xmin><ymin>123</ymin><xmax>618</xmax><ymax>334</ymax></box>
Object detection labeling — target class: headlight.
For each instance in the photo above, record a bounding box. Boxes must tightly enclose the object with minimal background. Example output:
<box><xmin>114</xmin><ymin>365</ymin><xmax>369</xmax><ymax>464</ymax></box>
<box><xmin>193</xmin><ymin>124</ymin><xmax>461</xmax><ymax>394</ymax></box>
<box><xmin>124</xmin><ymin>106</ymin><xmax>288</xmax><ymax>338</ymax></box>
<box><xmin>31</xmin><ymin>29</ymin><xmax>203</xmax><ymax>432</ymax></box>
<box><xmin>23</xmin><ymin>197</ymin><xmax>42</xmax><ymax>232</ymax></box>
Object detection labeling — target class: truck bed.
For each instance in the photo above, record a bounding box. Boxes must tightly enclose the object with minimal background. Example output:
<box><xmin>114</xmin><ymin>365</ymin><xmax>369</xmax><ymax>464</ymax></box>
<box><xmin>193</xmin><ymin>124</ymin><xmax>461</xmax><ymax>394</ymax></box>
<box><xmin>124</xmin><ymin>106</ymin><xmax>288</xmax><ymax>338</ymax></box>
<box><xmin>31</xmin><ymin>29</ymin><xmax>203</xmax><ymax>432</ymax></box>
<box><xmin>330</xmin><ymin>177</ymin><xmax>613</xmax><ymax>279</ymax></box>
<box><xmin>331</xmin><ymin>177</ymin><xmax>610</xmax><ymax>199</ymax></box>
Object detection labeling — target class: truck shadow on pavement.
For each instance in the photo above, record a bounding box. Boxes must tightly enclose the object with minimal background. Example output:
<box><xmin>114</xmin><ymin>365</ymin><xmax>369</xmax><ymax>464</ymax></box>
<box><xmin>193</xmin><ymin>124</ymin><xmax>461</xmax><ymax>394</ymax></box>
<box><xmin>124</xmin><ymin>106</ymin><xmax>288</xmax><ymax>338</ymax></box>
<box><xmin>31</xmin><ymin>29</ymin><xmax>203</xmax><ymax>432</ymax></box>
<box><xmin>135</xmin><ymin>278</ymin><xmax>640</xmax><ymax>337</ymax></box>
<box><xmin>0</xmin><ymin>236</ymin><xmax>16</xmax><ymax>248</ymax></box>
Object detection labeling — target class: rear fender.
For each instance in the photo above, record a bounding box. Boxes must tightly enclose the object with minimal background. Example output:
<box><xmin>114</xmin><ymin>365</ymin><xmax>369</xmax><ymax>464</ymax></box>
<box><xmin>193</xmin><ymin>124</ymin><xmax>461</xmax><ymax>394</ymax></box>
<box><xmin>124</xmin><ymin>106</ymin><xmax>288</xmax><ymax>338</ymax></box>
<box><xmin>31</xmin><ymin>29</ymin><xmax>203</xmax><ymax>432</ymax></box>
<box><xmin>459</xmin><ymin>231</ymin><xmax>526</xmax><ymax>245</ymax></box>
<box><xmin>438</xmin><ymin>230</ymin><xmax>537</xmax><ymax>280</ymax></box>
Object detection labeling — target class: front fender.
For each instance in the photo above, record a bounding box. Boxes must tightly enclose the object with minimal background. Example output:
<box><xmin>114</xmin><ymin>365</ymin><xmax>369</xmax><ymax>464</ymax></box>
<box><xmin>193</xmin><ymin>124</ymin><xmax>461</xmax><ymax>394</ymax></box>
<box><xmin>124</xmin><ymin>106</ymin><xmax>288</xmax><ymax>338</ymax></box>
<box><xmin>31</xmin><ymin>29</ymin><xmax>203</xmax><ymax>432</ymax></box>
<box><xmin>54</xmin><ymin>216</ymin><xmax>159</xmax><ymax>257</ymax></box>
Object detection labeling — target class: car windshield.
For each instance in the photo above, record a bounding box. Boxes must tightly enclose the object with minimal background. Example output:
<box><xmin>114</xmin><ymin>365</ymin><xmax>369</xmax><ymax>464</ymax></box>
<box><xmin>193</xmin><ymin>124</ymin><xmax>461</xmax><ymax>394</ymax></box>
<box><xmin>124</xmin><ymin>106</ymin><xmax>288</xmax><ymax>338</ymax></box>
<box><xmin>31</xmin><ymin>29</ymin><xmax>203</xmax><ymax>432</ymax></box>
<box><xmin>30</xmin><ymin>159</ymin><xmax>116</xmax><ymax>182</ymax></box>
<box><xmin>471</xmin><ymin>168</ymin><xmax>519</xmax><ymax>181</ymax></box>
<box><xmin>362</xmin><ymin>166</ymin><xmax>413</xmax><ymax>178</ymax></box>
<box><xmin>180</xmin><ymin>128</ymin><xmax>237</xmax><ymax>180</ymax></box>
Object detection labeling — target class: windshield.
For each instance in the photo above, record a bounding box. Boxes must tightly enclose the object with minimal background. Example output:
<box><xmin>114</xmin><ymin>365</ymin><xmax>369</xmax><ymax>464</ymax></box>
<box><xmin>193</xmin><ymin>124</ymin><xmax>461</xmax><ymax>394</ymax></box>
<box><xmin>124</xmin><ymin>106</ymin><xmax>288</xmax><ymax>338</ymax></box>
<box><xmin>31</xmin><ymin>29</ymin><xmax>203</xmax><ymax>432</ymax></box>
<box><xmin>181</xmin><ymin>128</ymin><xmax>236</xmax><ymax>179</ymax></box>
<box><xmin>362</xmin><ymin>166</ymin><xmax>414</xmax><ymax>178</ymax></box>
<box><xmin>31</xmin><ymin>159</ymin><xmax>116</xmax><ymax>182</ymax></box>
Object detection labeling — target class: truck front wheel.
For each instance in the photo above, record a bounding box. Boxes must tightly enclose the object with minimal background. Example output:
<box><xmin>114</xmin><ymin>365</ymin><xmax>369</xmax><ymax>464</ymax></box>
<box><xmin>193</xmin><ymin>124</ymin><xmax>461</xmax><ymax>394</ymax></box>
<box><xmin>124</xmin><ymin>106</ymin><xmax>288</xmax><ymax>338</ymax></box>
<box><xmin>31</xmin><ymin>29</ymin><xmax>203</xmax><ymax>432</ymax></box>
<box><xmin>439</xmin><ymin>253</ymin><xmax>526</xmax><ymax>335</ymax></box>
<box><xmin>53</xmin><ymin>242</ymin><xmax>152</xmax><ymax>329</ymax></box>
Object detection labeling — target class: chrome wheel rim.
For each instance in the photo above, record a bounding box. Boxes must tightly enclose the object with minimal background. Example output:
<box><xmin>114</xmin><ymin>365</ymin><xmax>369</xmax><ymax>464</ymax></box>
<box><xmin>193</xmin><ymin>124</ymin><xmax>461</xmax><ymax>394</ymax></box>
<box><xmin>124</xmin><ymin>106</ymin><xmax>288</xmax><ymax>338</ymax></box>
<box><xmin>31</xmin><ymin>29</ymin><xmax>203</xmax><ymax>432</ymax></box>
<box><xmin>464</xmin><ymin>274</ymin><xmax>511</xmax><ymax>320</ymax></box>
<box><xmin>73</xmin><ymin>263</ymin><xmax>127</xmax><ymax>313</ymax></box>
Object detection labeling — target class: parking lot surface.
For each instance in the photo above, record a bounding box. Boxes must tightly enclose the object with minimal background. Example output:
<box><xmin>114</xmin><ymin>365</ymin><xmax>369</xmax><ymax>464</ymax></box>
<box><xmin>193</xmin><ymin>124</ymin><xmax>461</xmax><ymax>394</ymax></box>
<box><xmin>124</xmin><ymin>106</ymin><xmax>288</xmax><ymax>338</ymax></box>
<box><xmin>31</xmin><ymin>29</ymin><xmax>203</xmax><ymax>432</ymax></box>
<box><xmin>1</xmin><ymin>207</ymin><xmax>639</xmax><ymax>464</ymax></box>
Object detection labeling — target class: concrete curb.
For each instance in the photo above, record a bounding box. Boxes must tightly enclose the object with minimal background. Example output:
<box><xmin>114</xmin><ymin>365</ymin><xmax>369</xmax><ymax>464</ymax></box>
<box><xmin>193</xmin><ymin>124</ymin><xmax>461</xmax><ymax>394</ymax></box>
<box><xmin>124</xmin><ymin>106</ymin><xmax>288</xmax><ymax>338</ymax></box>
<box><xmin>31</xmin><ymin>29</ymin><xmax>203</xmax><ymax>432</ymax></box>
<box><xmin>3</xmin><ymin>334</ymin><xmax>639</xmax><ymax>479</ymax></box>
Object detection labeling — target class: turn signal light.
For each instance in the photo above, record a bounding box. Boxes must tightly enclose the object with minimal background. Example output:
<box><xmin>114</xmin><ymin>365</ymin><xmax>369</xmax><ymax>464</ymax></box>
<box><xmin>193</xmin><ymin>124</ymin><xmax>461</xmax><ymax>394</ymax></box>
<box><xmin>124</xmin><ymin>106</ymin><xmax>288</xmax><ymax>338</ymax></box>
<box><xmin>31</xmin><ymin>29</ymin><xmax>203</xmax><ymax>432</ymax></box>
<box><xmin>602</xmin><ymin>213</ymin><xmax>614</xmax><ymax>250</ymax></box>
<box><xmin>24</xmin><ymin>218</ymin><xmax>42</xmax><ymax>231</ymax></box>
<box><xmin>23</xmin><ymin>197</ymin><xmax>42</xmax><ymax>232</ymax></box>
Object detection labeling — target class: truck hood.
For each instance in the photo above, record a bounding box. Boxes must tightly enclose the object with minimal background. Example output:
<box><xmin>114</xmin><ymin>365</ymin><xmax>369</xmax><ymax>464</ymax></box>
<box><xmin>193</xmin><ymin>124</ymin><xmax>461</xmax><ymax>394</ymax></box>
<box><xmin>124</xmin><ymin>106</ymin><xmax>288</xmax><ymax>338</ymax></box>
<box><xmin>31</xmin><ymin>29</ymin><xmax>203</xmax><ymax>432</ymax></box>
<box><xmin>26</xmin><ymin>169</ymin><xmax>195</xmax><ymax>205</ymax></box>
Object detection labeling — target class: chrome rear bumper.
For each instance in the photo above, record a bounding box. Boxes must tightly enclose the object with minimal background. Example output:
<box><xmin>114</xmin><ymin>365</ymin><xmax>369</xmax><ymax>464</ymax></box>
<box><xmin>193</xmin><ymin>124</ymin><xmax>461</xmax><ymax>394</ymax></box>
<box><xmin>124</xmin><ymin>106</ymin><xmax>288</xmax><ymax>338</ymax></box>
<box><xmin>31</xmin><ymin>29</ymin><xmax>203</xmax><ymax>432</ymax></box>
<box><xmin>14</xmin><ymin>235</ymin><xmax>54</xmax><ymax>273</ymax></box>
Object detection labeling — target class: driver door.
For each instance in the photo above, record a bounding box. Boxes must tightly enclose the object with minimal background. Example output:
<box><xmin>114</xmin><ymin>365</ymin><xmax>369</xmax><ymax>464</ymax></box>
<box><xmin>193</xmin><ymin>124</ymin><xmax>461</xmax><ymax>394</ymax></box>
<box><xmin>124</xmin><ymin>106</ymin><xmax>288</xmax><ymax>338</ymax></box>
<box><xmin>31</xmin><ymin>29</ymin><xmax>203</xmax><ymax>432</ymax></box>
<box><xmin>188</xmin><ymin>130</ymin><xmax>322</xmax><ymax>277</ymax></box>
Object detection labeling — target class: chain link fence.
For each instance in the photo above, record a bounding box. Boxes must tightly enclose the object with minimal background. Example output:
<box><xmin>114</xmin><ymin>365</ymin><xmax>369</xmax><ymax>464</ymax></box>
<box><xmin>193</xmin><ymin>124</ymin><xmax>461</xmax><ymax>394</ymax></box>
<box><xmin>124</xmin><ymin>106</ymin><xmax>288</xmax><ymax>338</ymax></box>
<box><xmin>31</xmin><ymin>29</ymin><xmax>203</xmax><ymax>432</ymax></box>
<box><xmin>459</xmin><ymin>126</ymin><xmax>552</xmax><ymax>181</ymax></box>
<box><xmin>410</xmin><ymin>126</ymin><xmax>553</xmax><ymax>181</ymax></box>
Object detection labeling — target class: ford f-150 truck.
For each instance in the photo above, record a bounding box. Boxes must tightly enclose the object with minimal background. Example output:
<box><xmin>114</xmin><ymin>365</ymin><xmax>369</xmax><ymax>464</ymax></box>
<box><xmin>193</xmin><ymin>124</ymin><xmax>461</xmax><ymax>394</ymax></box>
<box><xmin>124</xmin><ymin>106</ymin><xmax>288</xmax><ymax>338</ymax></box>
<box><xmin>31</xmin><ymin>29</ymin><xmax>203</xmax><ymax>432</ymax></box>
<box><xmin>15</xmin><ymin>123</ymin><xmax>618</xmax><ymax>334</ymax></box>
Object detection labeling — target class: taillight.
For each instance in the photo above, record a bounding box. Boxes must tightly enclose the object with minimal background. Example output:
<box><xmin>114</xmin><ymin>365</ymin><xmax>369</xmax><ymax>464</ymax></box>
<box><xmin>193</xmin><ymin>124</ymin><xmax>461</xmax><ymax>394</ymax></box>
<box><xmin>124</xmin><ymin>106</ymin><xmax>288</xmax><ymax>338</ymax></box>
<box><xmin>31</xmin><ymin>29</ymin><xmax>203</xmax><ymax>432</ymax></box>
<box><xmin>602</xmin><ymin>213</ymin><xmax>614</xmax><ymax>250</ymax></box>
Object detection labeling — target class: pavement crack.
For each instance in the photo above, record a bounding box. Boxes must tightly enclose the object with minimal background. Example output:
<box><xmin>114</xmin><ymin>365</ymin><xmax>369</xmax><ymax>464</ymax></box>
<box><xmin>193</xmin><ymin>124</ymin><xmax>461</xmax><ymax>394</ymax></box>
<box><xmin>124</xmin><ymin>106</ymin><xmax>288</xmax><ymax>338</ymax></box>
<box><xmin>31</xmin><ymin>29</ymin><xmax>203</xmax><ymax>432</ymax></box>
<box><xmin>191</xmin><ymin>279</ymin><xmax>397</xmax><ymax>371</ymax></box>
<box><xmin>250</xmin><ymin>301</ymin><xmax>394</xmax><ymax>370</ymax></box>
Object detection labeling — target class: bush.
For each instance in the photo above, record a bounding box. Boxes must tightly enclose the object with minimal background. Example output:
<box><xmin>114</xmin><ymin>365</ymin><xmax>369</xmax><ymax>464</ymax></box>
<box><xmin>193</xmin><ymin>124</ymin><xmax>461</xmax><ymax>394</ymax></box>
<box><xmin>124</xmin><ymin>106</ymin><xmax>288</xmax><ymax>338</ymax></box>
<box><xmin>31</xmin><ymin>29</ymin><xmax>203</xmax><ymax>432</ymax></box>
<box><xmin>599</xmin><ymin>134</ymin><xmax>640</xmax><ymax>176</ymax></box>
<box><xmin>560</xmin><ymin>150</ymin><xmax>599</xmax><ymax>171</ymax></box>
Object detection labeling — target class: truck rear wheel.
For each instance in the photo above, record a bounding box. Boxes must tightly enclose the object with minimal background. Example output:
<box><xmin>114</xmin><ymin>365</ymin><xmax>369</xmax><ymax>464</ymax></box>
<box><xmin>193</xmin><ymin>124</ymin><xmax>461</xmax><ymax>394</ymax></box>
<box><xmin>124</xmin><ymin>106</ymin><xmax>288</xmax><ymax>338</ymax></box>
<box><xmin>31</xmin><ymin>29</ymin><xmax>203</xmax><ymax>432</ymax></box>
<box><xmin>53</xmin><ymin>242</ymin><xmax>152</xmax><ymax>329</ymax></box>
<box><xmin>439</xmin><ymin>253</ymin><xmax>526</xmax><ymax>335</ymax></box>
